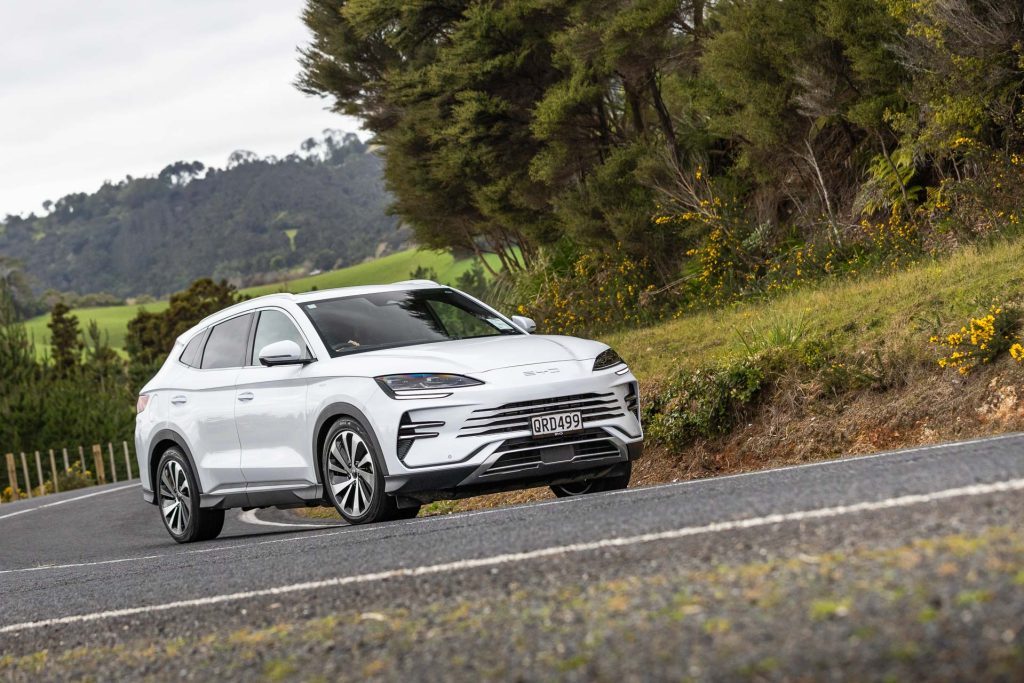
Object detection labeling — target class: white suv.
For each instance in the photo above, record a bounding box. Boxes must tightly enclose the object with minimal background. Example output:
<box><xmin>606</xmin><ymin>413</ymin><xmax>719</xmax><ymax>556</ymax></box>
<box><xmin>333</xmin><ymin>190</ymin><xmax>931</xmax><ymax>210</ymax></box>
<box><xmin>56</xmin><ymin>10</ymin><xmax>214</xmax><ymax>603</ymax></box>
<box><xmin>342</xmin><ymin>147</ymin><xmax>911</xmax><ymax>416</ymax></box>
<box><xmin>136</xmin><ymin>281</ymin><xmax>643</xmax><ymax>542</ymax></box>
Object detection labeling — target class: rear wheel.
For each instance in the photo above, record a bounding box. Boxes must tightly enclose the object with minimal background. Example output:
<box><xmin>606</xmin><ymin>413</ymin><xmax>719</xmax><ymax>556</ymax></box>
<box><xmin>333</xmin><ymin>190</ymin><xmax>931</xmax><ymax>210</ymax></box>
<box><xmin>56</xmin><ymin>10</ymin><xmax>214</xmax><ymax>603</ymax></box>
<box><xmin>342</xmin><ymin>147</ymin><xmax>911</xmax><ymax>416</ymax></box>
<box><xmin>550</xmin><ymin>461</ymin><xmax>632</xmax><ymax>498</ymax></box>
<box><xmin>156</xmin><ymin>449</ymin><xmax>224</xmax><ymax>543</ymax></box>
<box><xmin>322</xmin><ymin>418</ymin><xmax>409</xmax><ymax>524</ymax></box>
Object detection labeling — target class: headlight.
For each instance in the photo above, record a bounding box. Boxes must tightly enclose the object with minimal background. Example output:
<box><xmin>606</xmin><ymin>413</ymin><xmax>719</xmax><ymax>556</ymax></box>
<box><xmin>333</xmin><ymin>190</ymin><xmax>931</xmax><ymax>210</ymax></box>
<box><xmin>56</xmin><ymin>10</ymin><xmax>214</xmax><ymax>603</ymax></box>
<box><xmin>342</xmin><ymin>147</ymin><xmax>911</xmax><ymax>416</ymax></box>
<box><xmin>593</xmin><ymin>348</ymin><xmax>625</xmax><ymax>371</ymax></box>
<box><xmin>375</xmin><ymin>373</ymin><xmax>483</xmax><ymax>398</ymax></box>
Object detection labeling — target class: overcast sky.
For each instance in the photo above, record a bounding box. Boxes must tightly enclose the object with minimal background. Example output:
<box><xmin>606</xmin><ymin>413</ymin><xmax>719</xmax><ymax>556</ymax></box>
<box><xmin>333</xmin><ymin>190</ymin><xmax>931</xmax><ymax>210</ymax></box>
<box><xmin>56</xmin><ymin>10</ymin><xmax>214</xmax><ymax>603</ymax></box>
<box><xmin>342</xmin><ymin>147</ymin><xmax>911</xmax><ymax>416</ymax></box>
<box><xmin>0</xmin><ymin>0</ymin><xmax>360</xmax><ymax>217</ymax></box>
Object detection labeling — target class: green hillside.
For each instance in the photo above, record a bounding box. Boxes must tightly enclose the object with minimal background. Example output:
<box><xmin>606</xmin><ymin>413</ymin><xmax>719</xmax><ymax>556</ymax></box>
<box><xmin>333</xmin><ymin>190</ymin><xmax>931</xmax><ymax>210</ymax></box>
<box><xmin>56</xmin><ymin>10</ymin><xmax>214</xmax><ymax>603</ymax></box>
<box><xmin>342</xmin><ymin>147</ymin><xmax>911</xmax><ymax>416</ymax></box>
<box><xmin>24</xmin><ymin>249</ymin><xmax>499</xmax><ymax>354</ymax></box>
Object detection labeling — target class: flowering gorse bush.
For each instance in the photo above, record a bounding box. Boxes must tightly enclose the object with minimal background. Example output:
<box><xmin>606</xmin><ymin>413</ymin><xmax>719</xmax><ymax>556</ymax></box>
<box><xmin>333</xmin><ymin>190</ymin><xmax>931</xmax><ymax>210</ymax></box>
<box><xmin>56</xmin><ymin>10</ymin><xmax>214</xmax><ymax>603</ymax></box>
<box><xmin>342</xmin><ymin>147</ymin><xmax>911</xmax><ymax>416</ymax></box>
<box><xmin>931</xmin><ymin>306</ymin><xmax>1022</xmax><ymax>375</ymax></box>
<box><xmin>513</xmin><ymin>249</ymin><xmax>663</xmax><ymax>336</ymax></box>
<box><xmin>1</xmin><ymin>486</ymin><xmax>26</xmax><ymax>503</ymax></box>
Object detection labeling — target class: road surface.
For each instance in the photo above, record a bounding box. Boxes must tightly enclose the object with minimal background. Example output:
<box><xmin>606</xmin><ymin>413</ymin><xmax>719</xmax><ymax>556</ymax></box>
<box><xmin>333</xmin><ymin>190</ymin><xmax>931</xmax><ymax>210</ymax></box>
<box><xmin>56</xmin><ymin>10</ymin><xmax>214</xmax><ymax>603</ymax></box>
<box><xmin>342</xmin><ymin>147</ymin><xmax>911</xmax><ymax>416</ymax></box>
<box><xmin>2</xmin><ymin>434</ymin><xmax>1024</xmax><ymax>680</ymax></box>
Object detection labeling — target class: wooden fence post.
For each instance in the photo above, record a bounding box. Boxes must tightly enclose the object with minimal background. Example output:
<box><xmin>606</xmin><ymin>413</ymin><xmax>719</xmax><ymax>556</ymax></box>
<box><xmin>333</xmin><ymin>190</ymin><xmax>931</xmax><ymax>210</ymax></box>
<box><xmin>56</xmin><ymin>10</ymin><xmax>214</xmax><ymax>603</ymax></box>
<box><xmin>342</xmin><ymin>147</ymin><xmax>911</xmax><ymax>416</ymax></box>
<box><xmin>62</xmin><ymin>447</ymin><xmax>70</xmax><ymax>472</ymax></box>
<box><xmin>20</xmin><ymin>453</ymin><xmax>32</xmax><ymax>498</ymax></box>
<box><xmin>78</xmin><ymin>445</ymin><xmax>85</xmax><ymax>470</ymax></box>
<box><xmin>49</xmin><ymin>450</ymin><xmax>60</xmax><ymax>493</ymax></box>
<box><xmin>107</xmin><ymin>443</ymin><xmax>117</xmax><ymax>483</ymax></box>
<box><xmin>123</xmin><ymin>441</ymin><xmax>133</xmax><ymax>480</ymax></box>
<box><xmin>34</xmin><ymin>451</ymin><xmax>44</xmax><ymax>495</ymax></box>
<box><xmin>4</xmin><ymin>453</ymin><xmax>17</xmax><ymax>500</ymax></box>
<box><xmin>92</xmin><ymin>444</ymin><xmax>106</xmax><ymax>485</ymax></box>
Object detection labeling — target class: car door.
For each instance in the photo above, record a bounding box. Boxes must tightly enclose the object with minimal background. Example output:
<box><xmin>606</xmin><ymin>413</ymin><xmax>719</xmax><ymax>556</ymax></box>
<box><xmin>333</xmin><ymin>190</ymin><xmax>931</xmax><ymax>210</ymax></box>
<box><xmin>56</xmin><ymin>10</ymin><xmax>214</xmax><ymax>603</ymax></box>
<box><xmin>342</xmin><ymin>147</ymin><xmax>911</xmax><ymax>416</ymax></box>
<box><xmin>178</xmin><ymin>312</ymin><xmax>253</xmax><ymax>493</ymax></box>
<box><xmin>234</xmin><ymin>308</ymin><xmax>316</xmax><ymax>488</ymax></box>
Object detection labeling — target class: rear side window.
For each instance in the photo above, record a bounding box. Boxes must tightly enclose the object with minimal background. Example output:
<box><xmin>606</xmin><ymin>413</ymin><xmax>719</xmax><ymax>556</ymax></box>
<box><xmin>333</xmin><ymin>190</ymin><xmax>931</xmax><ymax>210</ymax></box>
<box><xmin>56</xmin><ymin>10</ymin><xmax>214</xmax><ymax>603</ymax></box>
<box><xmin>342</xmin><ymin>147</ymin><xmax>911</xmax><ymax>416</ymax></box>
<box><xmin>251</xmin><ymin>309</ymin><xmax>309</xmax><ymax>365</ymax></box>
<box><xmin>179</xmin><ymin>332</ymin><xmax>205</xmax><ymax>368</ymax></box>
<box><xmin>200</xmin><ymin>314</ymin><xmax>252</xmax><ymax>370</ymax></box>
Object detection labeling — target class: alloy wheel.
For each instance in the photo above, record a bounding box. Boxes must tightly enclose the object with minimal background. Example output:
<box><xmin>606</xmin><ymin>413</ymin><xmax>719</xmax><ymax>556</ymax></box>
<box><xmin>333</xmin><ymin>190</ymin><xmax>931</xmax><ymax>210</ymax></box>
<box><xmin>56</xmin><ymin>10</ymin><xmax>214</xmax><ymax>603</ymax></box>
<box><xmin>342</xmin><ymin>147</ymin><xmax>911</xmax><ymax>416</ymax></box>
<box><xmin>327</xmin><ymin>429</ymin><xmax>376</xmax><ymax>517</ymax></box>
<box><xmin>159</xmin><ymin>460</ymin><xmax>191</xmax><ymax>535</ymax></box>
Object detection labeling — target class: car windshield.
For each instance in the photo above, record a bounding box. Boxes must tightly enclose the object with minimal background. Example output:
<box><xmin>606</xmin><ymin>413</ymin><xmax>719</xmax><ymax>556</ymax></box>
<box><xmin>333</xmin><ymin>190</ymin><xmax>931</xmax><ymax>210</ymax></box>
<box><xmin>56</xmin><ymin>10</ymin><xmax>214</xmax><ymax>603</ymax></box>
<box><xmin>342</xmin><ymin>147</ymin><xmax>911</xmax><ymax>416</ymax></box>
<box><xmin>300</xmin><ymin>288</ymin><xmax>521</xmax><ymax>356</ymax></box>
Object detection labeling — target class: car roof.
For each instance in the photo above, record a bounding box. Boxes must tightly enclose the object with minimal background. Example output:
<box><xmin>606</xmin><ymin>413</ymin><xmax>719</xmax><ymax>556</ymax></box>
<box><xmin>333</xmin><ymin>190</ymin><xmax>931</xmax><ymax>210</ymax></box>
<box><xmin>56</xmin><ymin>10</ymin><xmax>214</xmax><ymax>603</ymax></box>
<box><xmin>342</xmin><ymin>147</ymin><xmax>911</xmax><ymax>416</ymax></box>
<box><xmin>177</xmin><ymin>280</ymin><xmax>443</xmax><ymax>343</ymax></box>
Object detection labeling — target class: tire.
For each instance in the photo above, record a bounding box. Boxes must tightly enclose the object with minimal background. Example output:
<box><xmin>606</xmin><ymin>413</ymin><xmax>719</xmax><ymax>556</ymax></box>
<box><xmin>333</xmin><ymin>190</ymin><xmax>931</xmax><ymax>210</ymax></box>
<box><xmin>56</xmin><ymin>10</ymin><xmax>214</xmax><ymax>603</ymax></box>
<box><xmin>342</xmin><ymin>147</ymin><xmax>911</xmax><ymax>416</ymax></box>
<box><xmin>550</xmin><ymin>461</ymin><xmax>632</xmax><ymax>498</ymax></box>
<box><xmin>156</xmin><ymin>449</ymin><xmax>225</xmax><ymax>543</ymax></box>
<box><xmin>321</xmin><ymin>418</ymin><xmax>402</xmax><ymax>524</ymax></box>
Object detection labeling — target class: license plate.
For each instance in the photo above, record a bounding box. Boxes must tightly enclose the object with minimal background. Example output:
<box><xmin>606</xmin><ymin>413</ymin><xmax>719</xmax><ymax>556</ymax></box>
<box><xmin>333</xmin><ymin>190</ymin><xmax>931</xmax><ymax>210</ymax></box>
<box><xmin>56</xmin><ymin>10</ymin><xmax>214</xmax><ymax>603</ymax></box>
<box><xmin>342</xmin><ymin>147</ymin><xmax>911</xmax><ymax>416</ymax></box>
<box><xmin>530</xmin><ymin>411</ymin><xmax>583</xmax><ymax>437</ymax></box>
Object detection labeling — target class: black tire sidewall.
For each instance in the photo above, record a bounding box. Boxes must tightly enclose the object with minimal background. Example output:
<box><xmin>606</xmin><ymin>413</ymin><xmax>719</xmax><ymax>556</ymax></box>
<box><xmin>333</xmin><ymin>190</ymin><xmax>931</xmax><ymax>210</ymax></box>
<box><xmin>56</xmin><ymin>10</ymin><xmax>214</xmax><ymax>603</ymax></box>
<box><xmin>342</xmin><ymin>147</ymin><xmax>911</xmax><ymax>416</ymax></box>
<box><xmin>551</xmin><ymin>461</ymin><xmax>632</xmax><ymax>497</ymax></box>
<box><xmin>156</xmin><ymin>448</ymin><xmax>203</xmax><ymax>543</ymax></box>
<box><xmin>322</xmin><ymin>418</ymin><xmax>388</xmax><ymax>524</ymax></box>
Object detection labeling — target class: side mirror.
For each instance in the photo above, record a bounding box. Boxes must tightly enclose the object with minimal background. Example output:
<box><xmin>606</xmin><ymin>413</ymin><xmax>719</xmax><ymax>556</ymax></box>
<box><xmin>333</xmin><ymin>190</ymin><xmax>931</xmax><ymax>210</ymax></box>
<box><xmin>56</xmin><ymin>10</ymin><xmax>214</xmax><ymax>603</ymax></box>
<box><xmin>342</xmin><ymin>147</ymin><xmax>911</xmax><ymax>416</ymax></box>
<box><xmin>510</xmin><ymin>315</ymin><xmax>537</xmax><ymax>334</ymax></box>
<box><xmin>258</xmin><ymin>340</ymin><xmax>308</xmax><ymax>366</ymax></box>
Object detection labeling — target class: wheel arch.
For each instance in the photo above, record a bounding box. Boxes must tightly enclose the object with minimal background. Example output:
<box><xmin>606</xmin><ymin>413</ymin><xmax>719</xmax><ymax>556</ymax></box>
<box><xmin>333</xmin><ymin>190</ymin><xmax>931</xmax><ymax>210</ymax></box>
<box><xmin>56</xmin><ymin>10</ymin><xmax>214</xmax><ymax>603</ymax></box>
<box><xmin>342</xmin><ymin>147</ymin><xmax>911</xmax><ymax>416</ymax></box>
<box><xmin>148</xmin><ymin>430</ymin><xmax>202</xmax><ymax>504</ymax></box>
<box><xmin>312</xmin><ymin>402</ymin><xmax>390</xmax><ymax>486</ymax></box>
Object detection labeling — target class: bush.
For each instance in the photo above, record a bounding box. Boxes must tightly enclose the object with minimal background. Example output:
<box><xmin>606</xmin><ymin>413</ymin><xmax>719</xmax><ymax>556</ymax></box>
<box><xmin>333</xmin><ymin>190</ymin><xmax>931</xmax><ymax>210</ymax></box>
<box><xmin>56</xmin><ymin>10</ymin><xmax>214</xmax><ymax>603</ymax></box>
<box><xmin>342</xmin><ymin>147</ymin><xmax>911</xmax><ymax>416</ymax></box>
<box><xmin>644</xmin><ymin>355</ymin><xmax>771</xmax><ymax>450</ymax></box>
<box><xmin>930</xmin><ymin>305</ymin><xmax>1022</xmax><ymax>375</ymax></box>
<box><xmin>508</xmin><ymin>248</ymin><xmax>666</xmax><ymax>336</ymax></box>
<box><xmin>56</xmin><ymin>462</ymin><xmax>97</xmax><ymax>492</ymax></box>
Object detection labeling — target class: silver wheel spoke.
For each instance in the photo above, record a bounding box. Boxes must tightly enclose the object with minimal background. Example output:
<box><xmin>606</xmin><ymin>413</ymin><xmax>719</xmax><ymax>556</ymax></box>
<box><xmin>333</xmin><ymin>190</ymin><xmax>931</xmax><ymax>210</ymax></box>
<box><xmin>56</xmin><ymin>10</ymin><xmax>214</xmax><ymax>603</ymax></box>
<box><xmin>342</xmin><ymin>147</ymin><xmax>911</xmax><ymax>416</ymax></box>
<box><xmin>332</xmin><ymin>478</ymin><xmax>356</xmax><ymax>497</ymax></box>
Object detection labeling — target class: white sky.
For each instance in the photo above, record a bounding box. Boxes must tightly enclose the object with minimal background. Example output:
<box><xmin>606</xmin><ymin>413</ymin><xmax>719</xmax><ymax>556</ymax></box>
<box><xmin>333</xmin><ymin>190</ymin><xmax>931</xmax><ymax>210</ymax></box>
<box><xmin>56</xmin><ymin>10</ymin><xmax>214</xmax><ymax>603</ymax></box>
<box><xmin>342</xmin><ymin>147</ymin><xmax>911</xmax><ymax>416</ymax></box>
<box><xmin>0</xmin><ymin>0</ymin><xmax>360</xmax><ymax>217</ymax></box>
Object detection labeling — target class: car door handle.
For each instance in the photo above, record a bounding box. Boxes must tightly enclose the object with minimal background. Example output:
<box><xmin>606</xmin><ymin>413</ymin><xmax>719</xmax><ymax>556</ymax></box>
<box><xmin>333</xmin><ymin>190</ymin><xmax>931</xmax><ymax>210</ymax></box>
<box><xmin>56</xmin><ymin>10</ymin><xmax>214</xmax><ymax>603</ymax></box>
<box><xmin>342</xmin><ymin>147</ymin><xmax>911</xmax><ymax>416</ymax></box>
<box><xmin>170</xmin><ymin>395</ymin><xmax>188</xmax><ymax>405</ymax></box>
<box><xmin>237</xmin><ymin>392</ymin><xmax>255</xmax><ymax>402</ymax></box>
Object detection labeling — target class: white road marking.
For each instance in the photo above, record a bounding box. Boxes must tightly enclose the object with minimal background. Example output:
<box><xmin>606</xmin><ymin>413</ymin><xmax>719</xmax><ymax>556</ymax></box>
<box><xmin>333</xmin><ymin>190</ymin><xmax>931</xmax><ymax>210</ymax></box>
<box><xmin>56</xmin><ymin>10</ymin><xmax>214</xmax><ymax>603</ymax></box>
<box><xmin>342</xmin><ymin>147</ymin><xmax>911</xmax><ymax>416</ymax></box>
<box><xmin>614</xmin><ymin>430</ymin><xmax>1024</xmax><ymax>495</ymax></box>
<box><xmin>0</xmin><ymin>483</ymin><xmax>139</xmax><ymax>521</ymax></box>
<box><xmin>237</xmin><ymin>509</ymin><xmax>343</xmax><ymax>529</ymax></box>
<box><xmin>3</xmin><ymin>475</ymin><xmax>1022</xmax><ymax>635</ymax></box>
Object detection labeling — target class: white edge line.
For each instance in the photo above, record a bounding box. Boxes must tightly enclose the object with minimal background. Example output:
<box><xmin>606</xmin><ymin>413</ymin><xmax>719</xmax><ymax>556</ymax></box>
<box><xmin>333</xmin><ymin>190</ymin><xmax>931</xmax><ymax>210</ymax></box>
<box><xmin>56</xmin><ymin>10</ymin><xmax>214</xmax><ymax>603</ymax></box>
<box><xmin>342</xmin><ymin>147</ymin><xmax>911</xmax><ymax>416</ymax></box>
<box><xmin>3</xmin><ymin>475</ymin><xmax>1023</xmax><ymax>635</ymax></box>
<box><xmin>0</xmin><ymin>483</ymin><xmax>139</xmax><ymax>521</ymax></box>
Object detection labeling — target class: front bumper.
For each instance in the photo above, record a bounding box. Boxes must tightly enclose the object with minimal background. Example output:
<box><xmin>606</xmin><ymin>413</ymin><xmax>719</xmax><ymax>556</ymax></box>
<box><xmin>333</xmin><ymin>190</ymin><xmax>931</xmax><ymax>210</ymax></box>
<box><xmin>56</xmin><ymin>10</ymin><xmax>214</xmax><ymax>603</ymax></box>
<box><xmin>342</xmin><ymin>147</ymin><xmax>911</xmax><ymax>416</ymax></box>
<box><xmin>369</xmin><ymin>361</ymin><xmax>644</xmax><ymax>503</ymax></box>
<box><xmin>386</xmin><ymin>435</ymin><xmax>643</xmax><ymax>504</ymax></box>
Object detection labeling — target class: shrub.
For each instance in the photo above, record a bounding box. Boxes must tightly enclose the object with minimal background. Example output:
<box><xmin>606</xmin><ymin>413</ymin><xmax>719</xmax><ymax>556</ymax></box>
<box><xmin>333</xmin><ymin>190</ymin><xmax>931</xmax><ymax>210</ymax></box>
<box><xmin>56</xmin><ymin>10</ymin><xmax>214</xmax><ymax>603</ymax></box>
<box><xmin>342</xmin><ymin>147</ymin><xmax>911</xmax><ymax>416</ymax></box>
<box><xmin>931</xmin><ymin>305</ymin><xmax>1022</xmax><ymax>375</ymax></box>
<box><xmin>56</xmin><ymin>462</ymin><xmax>97</xmax><ymax>492</ymax></box>
<box><xmin>644</xmin><ymin>355</ymin><xmax>771</xmax><ymax>450</ymax></box>
<box><xmin>510</xmin><ymin>248</ymin><xmax>665</xmax><ymax>336</ymax></box>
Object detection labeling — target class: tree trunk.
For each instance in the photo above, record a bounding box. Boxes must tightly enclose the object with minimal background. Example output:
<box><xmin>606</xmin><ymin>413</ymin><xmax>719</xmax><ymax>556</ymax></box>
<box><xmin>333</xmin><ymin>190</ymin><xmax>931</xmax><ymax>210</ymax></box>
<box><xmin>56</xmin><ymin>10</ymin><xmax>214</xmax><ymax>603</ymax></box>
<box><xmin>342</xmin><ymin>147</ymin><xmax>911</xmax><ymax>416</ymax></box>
<box><xmin>648</xmin><ymin>70</ymin><xmax>682</xmax><ymax>166</ymax></box>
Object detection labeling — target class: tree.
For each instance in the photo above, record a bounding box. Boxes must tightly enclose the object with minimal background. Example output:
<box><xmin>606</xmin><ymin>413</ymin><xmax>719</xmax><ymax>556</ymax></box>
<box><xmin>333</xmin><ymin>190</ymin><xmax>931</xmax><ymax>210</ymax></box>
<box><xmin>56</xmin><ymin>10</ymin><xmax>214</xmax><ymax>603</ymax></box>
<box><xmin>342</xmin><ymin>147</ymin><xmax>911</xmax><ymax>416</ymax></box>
<box><xmin>126</xmin><ymin>278</ymin><xmax>242</xmax><ymax>370</ymax></box>
<box><xmin>48</xmin><ymin>302</ymin><xmax>84</xmax><ymax>377</ymax></box>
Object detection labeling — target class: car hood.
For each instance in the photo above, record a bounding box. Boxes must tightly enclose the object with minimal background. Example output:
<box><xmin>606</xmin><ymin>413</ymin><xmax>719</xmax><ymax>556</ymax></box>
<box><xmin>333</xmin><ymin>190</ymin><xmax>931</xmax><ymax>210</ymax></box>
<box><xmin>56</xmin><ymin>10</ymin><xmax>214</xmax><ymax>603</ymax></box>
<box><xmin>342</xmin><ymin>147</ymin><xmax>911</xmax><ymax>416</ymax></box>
<box><xmin>319</xmin><ymin>334</ymin><xmax>608</xmax><ymax>376</ymax></box>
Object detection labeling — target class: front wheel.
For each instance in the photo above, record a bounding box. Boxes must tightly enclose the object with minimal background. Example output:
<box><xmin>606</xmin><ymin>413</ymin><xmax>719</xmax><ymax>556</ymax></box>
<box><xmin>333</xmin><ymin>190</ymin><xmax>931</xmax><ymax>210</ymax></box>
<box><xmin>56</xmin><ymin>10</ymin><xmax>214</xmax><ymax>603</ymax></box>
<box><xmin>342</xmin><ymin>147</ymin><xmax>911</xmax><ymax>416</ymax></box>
<box><xmin>156</xmin><ymin>449</ymin><xmax>224</xmax><ymax>543</ymax></box>
<box><xmin>551</xmin><ymin>462</ymin><xmax>632</xmax><ymax>498</ymax></box>
<box><xmin>322</xmin><ymin>418</ymin><xmax>408</xmax><ymax>524</ymax></box>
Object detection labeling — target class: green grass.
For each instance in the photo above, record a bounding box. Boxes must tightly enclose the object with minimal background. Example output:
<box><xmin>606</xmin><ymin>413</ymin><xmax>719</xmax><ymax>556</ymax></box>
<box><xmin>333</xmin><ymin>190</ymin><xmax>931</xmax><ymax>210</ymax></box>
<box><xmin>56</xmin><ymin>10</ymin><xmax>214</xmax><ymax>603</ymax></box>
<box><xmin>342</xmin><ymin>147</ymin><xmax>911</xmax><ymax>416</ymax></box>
<box><xmin>24</xmin><ymin>248</ymin><xmax>501</xmax><ymax>354</ymax></box>
<box><xmin>604</xmin><ymin>240</ymin><xmax>1024</xmax><ymax>383</ymax></box>
<box><xmin>24</xmin><ymin>300</ymin><xmax>170</xmax><ymax>355</ymax></box>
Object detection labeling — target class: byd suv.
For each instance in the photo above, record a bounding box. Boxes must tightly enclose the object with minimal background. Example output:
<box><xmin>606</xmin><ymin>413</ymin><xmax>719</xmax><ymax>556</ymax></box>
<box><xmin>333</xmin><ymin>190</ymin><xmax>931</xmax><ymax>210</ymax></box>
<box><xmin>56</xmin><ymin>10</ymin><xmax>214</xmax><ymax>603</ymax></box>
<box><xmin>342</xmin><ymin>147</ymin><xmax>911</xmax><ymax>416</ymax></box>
<box><xmin>136</xmin><ymin>281</ymin><xmax>643</xmax><ymax>542</ymax></box>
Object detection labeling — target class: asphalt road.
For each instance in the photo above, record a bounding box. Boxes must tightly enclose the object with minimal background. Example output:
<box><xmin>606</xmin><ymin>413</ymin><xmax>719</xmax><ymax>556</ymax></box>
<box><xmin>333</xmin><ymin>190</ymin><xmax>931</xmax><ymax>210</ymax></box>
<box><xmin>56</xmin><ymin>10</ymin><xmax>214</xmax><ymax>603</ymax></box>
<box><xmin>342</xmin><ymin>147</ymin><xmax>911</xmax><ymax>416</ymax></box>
<box><xmin>2</xmin><ymin>434</ymin><xmax>1024</xmax><ymax>681</ymax></box>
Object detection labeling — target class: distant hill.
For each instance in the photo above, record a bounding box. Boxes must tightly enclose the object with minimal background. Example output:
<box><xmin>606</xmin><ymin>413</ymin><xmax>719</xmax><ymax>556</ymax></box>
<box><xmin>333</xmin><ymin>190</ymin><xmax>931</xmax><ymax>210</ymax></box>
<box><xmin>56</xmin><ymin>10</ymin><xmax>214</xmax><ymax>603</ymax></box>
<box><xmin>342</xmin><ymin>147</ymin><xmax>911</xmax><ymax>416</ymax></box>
<box><xmin>0</xmin><ymin>131</ymin><xmax>406</xmax><ymax>299</ymax></box>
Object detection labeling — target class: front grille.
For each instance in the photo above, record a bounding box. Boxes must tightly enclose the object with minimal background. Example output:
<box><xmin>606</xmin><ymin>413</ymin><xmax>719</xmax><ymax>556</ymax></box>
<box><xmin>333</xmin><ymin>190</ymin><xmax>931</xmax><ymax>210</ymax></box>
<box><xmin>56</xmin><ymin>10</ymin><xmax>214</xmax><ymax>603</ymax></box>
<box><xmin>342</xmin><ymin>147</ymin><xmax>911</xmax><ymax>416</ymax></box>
<box><xmin>482</xmin><ymin>428</ymin><xmax>622</xmax><ymax>477</ymax></box>
<box><xmin>459</xmin><ymin>392</ymin><xmax>625</xmax><ymax>438</ymax></box>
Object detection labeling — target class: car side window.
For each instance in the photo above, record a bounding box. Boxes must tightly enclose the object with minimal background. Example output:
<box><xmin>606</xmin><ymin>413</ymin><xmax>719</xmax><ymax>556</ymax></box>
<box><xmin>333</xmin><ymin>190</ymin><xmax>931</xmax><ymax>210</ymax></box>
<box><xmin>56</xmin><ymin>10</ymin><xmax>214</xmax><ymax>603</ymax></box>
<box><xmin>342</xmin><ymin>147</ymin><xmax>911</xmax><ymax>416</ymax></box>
<box><xmin>179</xmin><ymin>332</ymin><xmax>205</xmax><ymax>368</ymax></box>
<box><xmin>250</xmin><ymin>309</ymin><xmax>309</xmax><ymax>365</ymax></box>
<box><xmin>200</xmin><ymin>314</ymin><xmax>252</xmax><ymax>370</ymax></box>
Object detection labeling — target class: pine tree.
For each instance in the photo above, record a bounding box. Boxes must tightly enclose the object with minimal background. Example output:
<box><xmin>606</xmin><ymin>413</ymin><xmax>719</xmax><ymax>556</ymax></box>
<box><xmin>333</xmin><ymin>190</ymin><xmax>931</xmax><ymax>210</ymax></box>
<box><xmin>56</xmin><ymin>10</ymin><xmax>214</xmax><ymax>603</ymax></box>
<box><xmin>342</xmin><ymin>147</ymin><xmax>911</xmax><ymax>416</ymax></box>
<box><xmin>48</xmin><ymin>302</ymin><xmax>83</xmax><ymax>378</ymax></box>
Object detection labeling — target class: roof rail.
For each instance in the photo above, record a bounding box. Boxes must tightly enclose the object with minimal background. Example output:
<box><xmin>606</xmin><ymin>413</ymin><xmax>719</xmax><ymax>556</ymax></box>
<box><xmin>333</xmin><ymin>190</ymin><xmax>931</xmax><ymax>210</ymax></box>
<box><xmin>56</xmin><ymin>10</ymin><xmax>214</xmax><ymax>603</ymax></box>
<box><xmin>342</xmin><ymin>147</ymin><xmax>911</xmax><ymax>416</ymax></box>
<box><xmin>390</xmin><ymin>279</ymin><xmax>440</xmax><ymax>287</ymax></box>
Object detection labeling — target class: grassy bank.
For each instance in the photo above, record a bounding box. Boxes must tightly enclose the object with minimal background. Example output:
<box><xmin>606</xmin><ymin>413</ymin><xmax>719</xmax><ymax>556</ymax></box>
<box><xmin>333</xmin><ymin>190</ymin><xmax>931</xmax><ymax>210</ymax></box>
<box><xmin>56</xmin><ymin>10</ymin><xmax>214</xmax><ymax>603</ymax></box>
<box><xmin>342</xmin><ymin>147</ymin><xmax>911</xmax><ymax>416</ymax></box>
<box><xmin>24</xmin><ymin>248</ymin><xmax>498</xmax><ymax>354</ymax></box>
